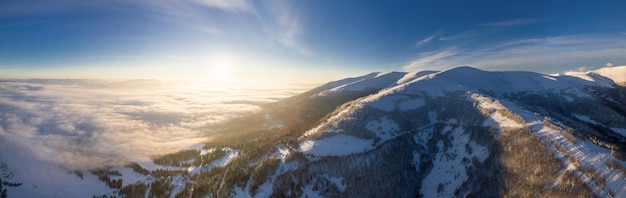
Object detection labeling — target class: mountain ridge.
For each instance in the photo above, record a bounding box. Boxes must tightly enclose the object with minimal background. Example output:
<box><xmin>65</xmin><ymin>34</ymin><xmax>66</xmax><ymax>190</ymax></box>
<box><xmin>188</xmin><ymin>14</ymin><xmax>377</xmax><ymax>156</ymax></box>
<box><xmin>3</xmin><ymin>66</ymin><xmax>626</xmax><ymax>197</ymax></box>
<box><xmin>258</xmin><ymin>65</ymin><xmax>626</xmax><ymax>197</ymax></box>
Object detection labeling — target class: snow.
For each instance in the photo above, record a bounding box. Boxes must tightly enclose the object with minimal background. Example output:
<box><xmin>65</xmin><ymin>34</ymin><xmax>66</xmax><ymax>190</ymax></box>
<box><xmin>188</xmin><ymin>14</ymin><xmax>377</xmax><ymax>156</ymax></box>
<box><xmin>253</xmin><ymin>182</ymin><xmax>274</xmax><ymax>198</ymax></box>
<box><xmin>428</xmin><ymin>111</ymin><xmax>437</xmax><ymax>124</ymax></box>
<box><xmin>573</xmin><ymin>114</ymin><xmax>601</xmax><ymax>125</ymax></box>
<box><xmin>299</xmin><ymin>102</ymin><xmax>360</xmax><ymax>139</ymax></box>
<box><xmin>299</xmin><ymin>134</ymin><xmax>374</xmax><ymax>156</ymax></box>
<box><xmin>491</xmin><ymin>99</ymin><xmax>626</xmax><ymax>197</ymax></box>
<box><xmin>535</xmin><ymin>124</ymin><xmax>626</xmax><ymax>196</ymax></box>
<box><xmin>1</xmin><ymin>160</ymin><xmax>114</xmax><ymax>198</ymax></box>
<box><xmin>363</xmin><ymin>94</ymin><xmax>402</xmax><ymax>111</ymax></box>
<box><xmin>326</xmin><ymin>175</ymin><xmax>346</xmax><ymax>192</ymax></box>
<box><xmin>169</xmin><ymin>175</ymin><xmax>186</xmax><ymax>198</ymax></box>
<box><xmin>593</xmin><ymin>65</ymin><xmax>626</xmax><ymax>84</ymax></box>
<box><xmin>543</xmin><ymin>75</ymin><xmax>558</xmax><ymax>81</ymax></box>
<box><xmin>188</xmin><ymin>148</ymin><xmax>239</xmax><ymax>175</ymax></box>
<box><xmin>412</xmin><ymin>151</ymin><xmax>421</xmax><ymax>172</ymax></box>
<box><xmin>365</xmin><ymin>116</ymin><xmax>400</xmax><ymax>141</ymax></box>
<box><xmin>563</xmin><ymin>95</ymin><xmax>574</xmax><ymax>102</ymax></box>
<box><xmin>300</xmin><ymin>183</ymin><xmax>323</xmax><ymax>198</ymax></box>
<box><xmin>563</xmin><ymin>66</ymin><xmax>625</xmax><ymax>86</ymax></box>
<box><xmin>189</xmin><ymin>144</ymin><xmax>216</xmax><ymax>155</ymax></box>
<box><xmin>0</xmin><ymin>140</ymin><xmax>115</xmax><ymax>198</ymax></box>
<box><xmin>398</xmin><ymin>98</ymin><xmax>425</xmax><ymax>111</ymax></box>
<box><xmin>483</xmin><ymin>111</ymin><xmax>523</xmax><ymax>128</ymax></box>
<box><xmin>111</xmin><ymin>166</ymin><xmax>153</xmax><ymax>186</ymax></box>
<box><xmin>383</xmin><ymin>66</ymin><xmax>599</xmax><ymax>97</ymax></box>
<box><xmin>471</xmin><ymin>94</ymin><xmax>524</xmax><ymax>128</ymax></box>
<box><xmin>420</xmin><ymin>126</ymin><xmax>488</xmax><ymax>198</ymax></box>
<box><xmin>413</xmin><ymin>127</ymin><xmax>434</xmax><ymax>148</ymax></box>
<box><xmin>611</xmin><ymin>128</ymin><xmax>626</xmax><ymax>137</ymax></box>
<box><xmin>135</xmin><ymin>157</ymin><xmax>186</xmax><ymax>172</ymax></box>
<box><xmin>396</xmin><ymin>70</ymin><xmax>438</xmax><ymax>84</ymax></box>
<box><xmin>232</xmin><ymin>186</ymin><xmax>250</xmax><ymax>198</ymax></box>
<box><xmin>317</xmin><ymin>72</ymin><xmax>405</xmax><ymax>97</ymax></box>
<box><xmin>200</xmin><ymin>148</ymin><xmax>216</xmax><ymax>155</ymax></box>
<box><xmin>320</xmin><ymin>72</ymin><xmax>381</xmax><ymax>89</ymax></box>
<box><xmin>298</xmin><ymin>175</ymin><xmax>344</xmax><ymax>198</ymax></box>
<box><xmin>270</xmin><ymin>145</ymin><xmax>291</xmax><ymax>162</ymax></box>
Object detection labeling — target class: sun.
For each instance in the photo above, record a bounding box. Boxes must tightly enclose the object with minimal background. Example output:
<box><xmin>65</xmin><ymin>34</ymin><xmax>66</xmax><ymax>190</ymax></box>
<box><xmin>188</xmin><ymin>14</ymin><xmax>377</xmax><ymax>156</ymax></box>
<box><xmin>209</xmin><ymin>56</ymin><xmax>234</xmax><ymax>83</ymax></box>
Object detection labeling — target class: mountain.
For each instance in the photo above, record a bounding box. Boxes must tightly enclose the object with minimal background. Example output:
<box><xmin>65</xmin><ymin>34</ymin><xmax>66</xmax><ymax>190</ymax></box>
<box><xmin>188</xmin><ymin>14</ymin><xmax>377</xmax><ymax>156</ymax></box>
<box><xmin>254</xmin><ymin>66</ymin><xmax>626</xmax><ymax>197</ymax></box>
<box><xmin>562</xmin><ymin>66</ymin><xmax>626</xmax><ymax>86</ymax></box>
<box><xmin>5</xmin><ymin>66</ymin><xmax>625</xmax><ymax>197</ymax></box>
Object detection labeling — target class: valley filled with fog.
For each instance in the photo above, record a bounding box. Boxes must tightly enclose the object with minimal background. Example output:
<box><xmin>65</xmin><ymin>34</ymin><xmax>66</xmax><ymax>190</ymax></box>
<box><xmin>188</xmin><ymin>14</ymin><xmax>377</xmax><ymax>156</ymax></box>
<box><xmin>0</xmin><ymin>79</ymin><xmax>311</xmax><ymax>196</ymax></box>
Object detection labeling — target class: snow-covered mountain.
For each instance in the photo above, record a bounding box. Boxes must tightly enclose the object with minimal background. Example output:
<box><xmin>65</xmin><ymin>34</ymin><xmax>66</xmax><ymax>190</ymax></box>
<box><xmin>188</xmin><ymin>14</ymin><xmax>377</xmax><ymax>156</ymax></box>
<box><xmin>3</xmin><ymin>66</ymin><xmax>625</xmax><ymax>197</ymax></box>
<box><xmin>255</xmin><ymin>66</ymin><xmax>626</xmax><ymax>197</ymax></box>
<box><xmin>268</xmin><ymin>66</ymin><xmax>626</xmax><ymax>197</ymax></box>
<box><xmin>563</xmin><ymin>65</ymin><xmax>626</xmax><ymax>85</ymax></box>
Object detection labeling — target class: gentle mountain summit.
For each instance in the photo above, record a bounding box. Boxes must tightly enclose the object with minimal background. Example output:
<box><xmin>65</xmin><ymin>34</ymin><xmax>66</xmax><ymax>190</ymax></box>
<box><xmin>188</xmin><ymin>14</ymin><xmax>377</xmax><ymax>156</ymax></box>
<box><xmin>251</xmin><ymin>66</ymin><xmax>626</xmax><ymax>197</ymax></box>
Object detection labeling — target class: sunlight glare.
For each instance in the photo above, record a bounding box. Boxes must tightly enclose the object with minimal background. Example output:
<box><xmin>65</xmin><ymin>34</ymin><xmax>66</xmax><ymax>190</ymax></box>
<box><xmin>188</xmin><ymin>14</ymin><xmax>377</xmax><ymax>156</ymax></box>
<box><xmin>209</xmin><ymin>55</ymin><xmax>234</xmax><ymax>83</ymax></box>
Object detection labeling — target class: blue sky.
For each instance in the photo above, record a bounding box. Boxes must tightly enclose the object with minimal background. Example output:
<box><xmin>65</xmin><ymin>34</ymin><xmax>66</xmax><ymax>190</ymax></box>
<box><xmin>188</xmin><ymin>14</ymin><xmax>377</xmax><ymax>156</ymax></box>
<box><xmin>1</xmin><ymin>0</ymin><xmax>626</xmax><ymax>83</ymax></box>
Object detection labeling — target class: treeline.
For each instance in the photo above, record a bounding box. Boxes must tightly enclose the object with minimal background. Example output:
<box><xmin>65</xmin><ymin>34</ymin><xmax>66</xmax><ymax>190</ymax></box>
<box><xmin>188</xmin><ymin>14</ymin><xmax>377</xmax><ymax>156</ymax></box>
<box><xmin>606</xmin><ymin>160</ymin><xmax>626</xmax><ymax>176</ymax></box>
<box><xmin>91</xmin><ymin>169</ymin><xmax>123</xmax><ymax>189</ymax></box>
<box><xmin>151</xmin><ymin>169</ymin><xmax>187</xmax><ymax>178</ymax></box>
<box><xmin>543</xmin><ymin>117</ymin><xmax>577</xmax><ymax>143</ymax></box>
<box><xmin>126</xmin><ymin>163</ymin><xmax>149</xmax><ymax>175</ymax></box>
<box><xmin>497</xmin><ymin>127</ymin><xmax>593</xmax><ymax>197</ymax></box>
<box><xmin>153</xmin><ymin>150</ymin><xmax>200</xmax><ymax>167</ymax></box>
<box><xmin>118</xmin><ymin>183</ymin><xmax>147</xmax><ymax>198</ymax></box>
<box><xmin>1</xmin><ymin>162</ymin><xmax>23</xmax><ymax>198</ymax></box>
<box><xmin>1</xmin><ymin>181</ymin><xmax>22</xmax><ymax>187</ymax></box>
<box><xmin>98</xmin><ymin>175</ymin><xmax>122</xmax><ymax>189</ymax></box>
<box><xmin>0</xmin><ymin>178</ymin><xmax>4</xmax><ymax>198</ymax></box>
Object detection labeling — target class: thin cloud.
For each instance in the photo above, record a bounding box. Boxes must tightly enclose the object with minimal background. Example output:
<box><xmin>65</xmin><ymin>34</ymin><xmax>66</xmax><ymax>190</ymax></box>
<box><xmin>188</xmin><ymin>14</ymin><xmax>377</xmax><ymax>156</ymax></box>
<box><xmin>270</xmin><ymin>1</ymin><xmax>314</xmax><ymax>56</ymax></box>
<box><xmin>403</xmin><ymin>49</ymin><xmax>460</xmax><ymax>71</ymax></box>
<box><xmin>402</xmin><ymin>35</ymin><xmax>626</xmax><ymax>73</ymax></box>
<box><xmin>415</xmin><ymin>30</ymin><xmax>444</xmax><ymax>48</ymax></box>
<box><xmin>192</xmin><ymin>0</ymin><xmax>254</xmax><ymax>13</ymax></box>
<box><xmin>478</xmin><ymin>18</ymin><xmax>538</xmax><ymax>27</ymax></box>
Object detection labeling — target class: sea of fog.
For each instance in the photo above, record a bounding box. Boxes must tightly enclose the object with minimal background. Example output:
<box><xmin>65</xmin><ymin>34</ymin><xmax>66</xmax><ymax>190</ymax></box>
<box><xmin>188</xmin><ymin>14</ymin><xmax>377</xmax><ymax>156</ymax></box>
<box><xmin>0</xmin><ymin>79</ymin><xmax>312</xmax><ymax>170</ymax></box>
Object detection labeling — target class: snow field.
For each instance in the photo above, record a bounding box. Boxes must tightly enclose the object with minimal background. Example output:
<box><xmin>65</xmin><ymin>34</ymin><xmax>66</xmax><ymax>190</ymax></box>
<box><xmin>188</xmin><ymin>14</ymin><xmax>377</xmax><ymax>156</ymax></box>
<box><xmin>365</xmin><ymin>116</ymin><xmax>400</xmax><ymax>141</ymax></box>
<box><xmin>419</xmin><ymin>126</ymin><xmax>488</xmax><ymax>198</ymax></box>
<box><xmin>299</xmin><ymin>134</ymin><xmax>374</xmax><ymax>156</ymax></box>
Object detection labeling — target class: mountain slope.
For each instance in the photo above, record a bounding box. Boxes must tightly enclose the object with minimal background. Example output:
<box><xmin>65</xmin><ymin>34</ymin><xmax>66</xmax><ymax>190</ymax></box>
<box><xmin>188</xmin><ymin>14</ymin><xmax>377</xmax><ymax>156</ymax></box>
<box><xmin>14</xmin><ymin>66</ymin><xmax>624</xmax><ymax>197</ymax></box>
<box><xmin>563</xmin><ymin>65</ymin><xmax>626</xmax><ymax>86</ymax></box>
<box><xmin>268</xmin><ymin>66</ymin><xmax>626</xmax><ymax>197</ymax></box>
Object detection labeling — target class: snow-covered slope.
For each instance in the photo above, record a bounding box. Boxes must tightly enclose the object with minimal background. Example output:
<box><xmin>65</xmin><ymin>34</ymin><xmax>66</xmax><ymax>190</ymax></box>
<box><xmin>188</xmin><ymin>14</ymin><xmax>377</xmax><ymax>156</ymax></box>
<box><xmin>291</xmin><ymin>66</ymin><xmax>626</xmax><ymax>197</ymax></box>
<box><xmin>563</xmin><ymin>65</ymin><xmax>626</xmax><ymax>85</ymax></box>
<box><xmin>593</xmin><ymin>66</ymin><xmax>626</xmax><ymax>84</ymax></box>
<box><xmin>316</xmin><ymin>71</ymin><xmax>437</xmax><ymax>97</ymax></box>
<box><xmin>120</xmin><ymin>66</ymin><xmax>619</xmax><ymax>197</ymax></box>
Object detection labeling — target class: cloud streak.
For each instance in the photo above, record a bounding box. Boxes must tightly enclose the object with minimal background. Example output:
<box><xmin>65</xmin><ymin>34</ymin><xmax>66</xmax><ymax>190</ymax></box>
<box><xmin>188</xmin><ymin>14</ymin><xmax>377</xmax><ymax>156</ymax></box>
<box><xmin>402</xmin><ymin>35</ymin><xmax>626</xmax><ymax>73</ymax></box>
<box><xmin>192</xmin><ymin>0</ymin><xmax>254</xmax><ymax>12</ymax></box>
<box><xmin>267</xmin><ymin>1</ymin><xmax>314</xmax><ymax>56</ymax></box>
<box><xmin>478</xmin><ymin>18</ymin><xmax>538</xmax><ymax>27</ymax></box>
<box><xmin>415</xmin><ymin>30</ymin><xmax>444</xmax><ymax>48</ymax></box>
